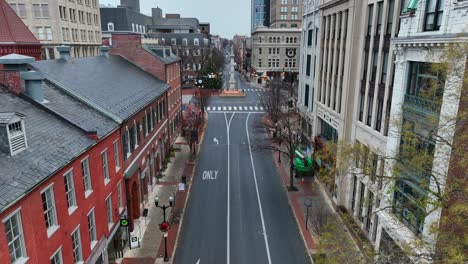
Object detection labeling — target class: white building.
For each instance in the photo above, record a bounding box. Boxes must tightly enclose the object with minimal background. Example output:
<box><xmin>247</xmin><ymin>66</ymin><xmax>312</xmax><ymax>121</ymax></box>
<box><xmin>297</xmin><ymin>0</ymin><xmax>467</xmax><ymax>261</ymax></box>
<box><xmin>7</xmin><ymin>0</ymin><xmax>102</xmax><ymax>59</ymax></box>
<box><xmin>251</xmin><ymin>27</ymin><xmax>301</xmax><ymax>85</ymax></box>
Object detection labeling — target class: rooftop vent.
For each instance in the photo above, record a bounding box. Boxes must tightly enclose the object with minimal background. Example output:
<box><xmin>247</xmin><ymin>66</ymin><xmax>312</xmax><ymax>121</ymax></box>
<box><xmin>0</xmin><ymin>112</ymin><xmax>28</xmax><ymax>155</ymax></box>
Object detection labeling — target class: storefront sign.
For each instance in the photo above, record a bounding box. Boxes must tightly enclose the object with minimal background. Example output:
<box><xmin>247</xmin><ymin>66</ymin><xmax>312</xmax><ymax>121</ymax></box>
<box><xmin>130</xmin><ymin>236</ymin><xmax>140</xmax><ymax>249</ymax></box>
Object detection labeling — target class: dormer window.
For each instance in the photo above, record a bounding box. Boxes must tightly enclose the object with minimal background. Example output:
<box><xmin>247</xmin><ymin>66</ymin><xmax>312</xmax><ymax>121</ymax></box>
<box><xmin>107</xmin><ymin>22</ymin><xmax>114</xmax><ymax>32</ymax></box>
<box><xmin>194</xmin><ymin>38</ymin><xmax>199</xmax><ymax>46</ymax></box>
<box><xmin>182</xmin><ymin>38</ymin><xmax>188</xmax><ymax>46</ymax></box>
<box><xmin>0</xmin><ymin>112</ymin><xmax>28</xmax><ymax>155</ymax></box>
<box><xmin>171</xmin><ymin>38</ymin><xmax>177</xmax><ymax>45</ymax></box>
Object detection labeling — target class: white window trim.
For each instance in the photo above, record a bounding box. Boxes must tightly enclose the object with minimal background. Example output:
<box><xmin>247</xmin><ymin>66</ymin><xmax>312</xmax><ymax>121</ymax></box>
<box><xmin>64</xmin><ymin>168</ymin><xmax>78</xmax><ymax>214</ymax></box>
<box><xmin>113</xmin><ymin>140</ymin><xmax>120</xmax><ymax>172</ymax></box>
<box><xmin>117</xmin><ymin>180</ymin><xmax>124</xmax><ymax>212</ymax></box>
<box><xmin>105</xmin><ymin>193</ymin><xmax>113</xmax><ymax>230</ymax></box>
<box><xmin>71</xmin><ymin>225</ymin><xmax>83</xmax><ymax>264</ymax></box>
<box><xmin>2</xmin><ymin>208</ymin><xmax>29</xmax><ymax>264</ymax></box>
<box><xmin>80</xmin><ymin>156</ymin><xmax>92</xmax><ymax>195</ymax></box>
<box><xmin>40</xmin><ymin>184</ymin><xmax>60</xmax><ymax>238</ymax></box>
<box><xmin>101</xmin><ymin>148</ymin><xmax>110</xmax><ymax>184</ymax></box>
<box><xmin>87</xmin><ymin>208</ymin><xmax>97</xmax><ymax>249</ymax></box>
<box><xmin>50</xmin><ymin>246</ymin><xmax>63</xmax><ymax>264</ymax></box>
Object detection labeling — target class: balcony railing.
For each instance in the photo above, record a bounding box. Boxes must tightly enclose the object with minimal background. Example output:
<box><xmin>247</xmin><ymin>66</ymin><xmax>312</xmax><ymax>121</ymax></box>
<box><xmin>403</xmin><ymin>94</ymin><xmax>441</xmax><ymax>117</ymax></box>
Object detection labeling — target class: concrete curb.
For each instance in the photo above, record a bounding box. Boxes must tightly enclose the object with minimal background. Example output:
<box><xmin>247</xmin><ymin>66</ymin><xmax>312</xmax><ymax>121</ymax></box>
<box><xmin>169</xmin><ymin>113</ymin><xmax>209</xmax><ymax>263</ymax></box>
<box><xmin>272</xmin><ymin>151</ymin><xmax>315</xmax><ymax>264</ymax></box>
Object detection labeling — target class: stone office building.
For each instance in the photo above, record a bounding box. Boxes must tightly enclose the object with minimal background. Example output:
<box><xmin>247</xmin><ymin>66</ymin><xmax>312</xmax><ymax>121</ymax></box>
<box><xmin>6</xmin><ymin>0</ymin><xmax>102</xmax><ymax>59</ymax></box>
<box><xmin>251</xmin><ymin>27</ymin><xmax>301</xmax><ymax>85</ymax></box>
<box><xmin>269</xmin><ymin>0</ymin><xmax>303</xmax><ymax>28</ymax></box>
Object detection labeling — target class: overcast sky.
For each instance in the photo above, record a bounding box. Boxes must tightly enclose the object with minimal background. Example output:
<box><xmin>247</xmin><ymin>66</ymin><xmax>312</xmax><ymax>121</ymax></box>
<box><xmin>99</xmin><ymin>0</ymin><xmax>251</xmax><ymax>38</ymax></box>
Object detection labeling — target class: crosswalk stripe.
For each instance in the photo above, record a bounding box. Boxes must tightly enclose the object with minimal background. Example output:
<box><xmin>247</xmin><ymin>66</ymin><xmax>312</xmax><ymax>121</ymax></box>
<box><xmin>217</xmin><ymin>107</ymin><xmax>221</xmax><ymax>111</ymax></box>
<box><xmin>228</xmin><ymin>106</ymin><xmax>232</xmax><ymax>111</ymax></box>
<box><xmin>259</xmin><ymin>106</ymin><xmax>264</xmax><ymax>111</ymax></box>
<box><xmin>249</xmin><ymin>106</ymin><xmax>253</xmax><ymax>110</ymax></box>
<box><xmin>223</xmin><ymin>106</ymin><xmax>226</xmax><ymax>111</ymax></box>
<box><xmin>254</xmin><ymin>106</ymin><xmax>259</xmax><ymax>111</ymax></box>
<box><xmin>234</xmin><ymin>106</ymin><xmax>237</xmax><ymax>110</ymax></box>
<box><xmin>244</xmin><ymin>106</ymin><xmax>248</xmax><ymax>110</ymax></box>
<box><xmin>207</xmin><ymin>107</ymin><xmax>211</xmax><ymax>111</ymax></box>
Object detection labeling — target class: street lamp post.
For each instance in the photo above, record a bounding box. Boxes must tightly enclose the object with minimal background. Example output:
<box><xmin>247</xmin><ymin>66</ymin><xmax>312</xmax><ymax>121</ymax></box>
<box><xmin>155</xmin><ymin>196</ymin><xmax>174</xmax><ymax>262</ymax></box>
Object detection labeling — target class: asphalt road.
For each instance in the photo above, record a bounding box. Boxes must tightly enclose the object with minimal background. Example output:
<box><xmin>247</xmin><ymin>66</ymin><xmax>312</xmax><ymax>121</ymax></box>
<box><xmin>174</xmin><ymin>63</ymin><xmax>310</xmax><ymax>264</ymax></box>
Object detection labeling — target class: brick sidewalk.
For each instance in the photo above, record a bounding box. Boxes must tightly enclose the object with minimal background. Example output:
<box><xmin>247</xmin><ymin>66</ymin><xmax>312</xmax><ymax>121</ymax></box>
<box><xmin>272</xmin><ymin>139</ymin><xmax>362</xmax><ymax>261</ymax></box>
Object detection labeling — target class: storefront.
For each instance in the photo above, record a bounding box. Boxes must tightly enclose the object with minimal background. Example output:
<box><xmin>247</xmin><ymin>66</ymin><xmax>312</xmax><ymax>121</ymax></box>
<box><xmin>106</xmin><ymin>214</ymin><xmax>129</xmax><ymax>264</ymax></box>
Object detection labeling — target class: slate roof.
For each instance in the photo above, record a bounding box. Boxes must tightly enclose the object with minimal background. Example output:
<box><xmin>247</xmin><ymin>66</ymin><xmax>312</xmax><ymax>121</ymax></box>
<box><xmin>150</xmin><ymin>17</ymin><xmax>199</xmax><ymax>31</ymax></box>
<box><xmin>30</xmin><ymin>55</ymin><xmax>169</xmax><ymax>122</ymax></box>
<box><xmin>41</xmin><ymin>81</ymin><xmax>119</xmax><ymax>138</ymax></box>
<box><xmin>0</xmin><ymin>0</ymin><xmax>40</xmax><ymax>44</ymax></box>
<box><xmin>143</xmin><ymin>45</ymin><xmax>180</xmax><ymax>64</ymax></box>
<box><xmin>145</xmin><ymin>32</ymin><xmax>210</xmax><ymax>47</ymax></box>
<box><xmin>0</xmin><ymin>88</ymin><xmax>95</xmax><ymax>213</ymax></box>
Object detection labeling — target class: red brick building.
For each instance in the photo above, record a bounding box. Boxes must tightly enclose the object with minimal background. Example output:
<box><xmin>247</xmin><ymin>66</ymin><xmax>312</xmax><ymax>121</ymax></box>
<box><xmin>0</xmin><ymin>0</ymin><xmax>41</xmax><ymax>60</ymax></box>
<box><xmin>0</xmin><ymin>44</ymin><xmax>177</xmax><ymax>264</ymax></box>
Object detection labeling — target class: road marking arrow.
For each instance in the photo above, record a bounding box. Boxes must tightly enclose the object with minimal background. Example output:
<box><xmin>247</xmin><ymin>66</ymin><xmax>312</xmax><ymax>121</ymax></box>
<box><xmin>213</xmin><ymin>137</ymin><xmax>219</xmax><ymax>145</ymax></box>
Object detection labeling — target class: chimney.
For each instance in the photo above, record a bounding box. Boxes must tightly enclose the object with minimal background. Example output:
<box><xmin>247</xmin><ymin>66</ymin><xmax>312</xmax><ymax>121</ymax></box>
<box><xmin>100</xmin><ymin>46</ymin><xmax>110</xmax><ymax>58</ymax></box>
<box><xmin>152</xmin><ymin>7</ymin><xmax>162</xmax><ymax>24</ymax></box>
<box><xmin>21</xmin><ymin>70</ymin><xmax>45</xmax><ymax>103</ymax></box>
<box><xmin>57</xmin><ymin>45</ymin><xmax>71</xmax><ymax>61</ymax></box>
<box><xmin>0</xmin><ymin>54</ymin><xmax>35</xmax><ymax>95</ymax></box>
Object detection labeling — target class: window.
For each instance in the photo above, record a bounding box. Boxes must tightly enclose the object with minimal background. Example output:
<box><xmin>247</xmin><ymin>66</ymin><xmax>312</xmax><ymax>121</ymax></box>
<box><xmin>281</xmin><ymin>0</ymin><xmax>287</xmax><ymax>4</ymax></box>
<box><xmin>33</xmin><ymin>4</ymin><xmax>49</xmax><ymax>18</ymax></box>
<box><xmin>10</xmin><ymin>3</ymin><xmax>27</xmax><ymax>18</ymax></box>
<box><xmin>386</xmin><ymin>0</ymin><xmax>395</xmax><ymax>36</ymax></box>
<box><xmin>367</xmin><ymin>94</ymin><xmax>374</xmax><ymax>126</ymax></box>
<box><xmin>258</xmin><ymin>58</ymin><xmax>262</xmax><ymax>67</ymax></box>
<box><xmin>71</xmin><ymin>227</ymin><xmax>83</xmax><ymax>263</ymax></box>
<box><xmin>81</xmin><ymin>158</ymin><xmax>92</xmax><ymax>195</ymax></box>
<box><xmin>107</xmin><ymin>22</ymin><xmax>114</xmax><ymax>32</ymax></box>
<box><xmin>36</xmin><ymin>27</ymin><xmax>52</xmax><ymax>41</ymax></box>
<box><xmin>281</xmin><ymin>7</ymin><xmax>288</xmax><ymax>12</ymax></box>
<box><xmin>358</xmin><ymin>181</ymin><xmax>366</xmax><ymax>221</ymax></box>
<box><xmin>406</xmin><ymin>62</ymin><xmax>444</xmax><ymax>102</ymax></box>
<box><xmin>101</xmin><ymin>150</ymin><xmax>110</xmax><ymax>183</ymax></box>
<box><xmin>171</xmin><ymin>38</ymin><xmax>176</xmax><ymax>45</ymax></box>
<box><xmin>3</xmin><ymin>210</ymin><xmax>27</xmax><ymax>263</ymax></box>
<box><xmin>280</xmin><ymin>14</ymin><xmax>287</xmax><ymax>20</ymax></box>
<box><xmin>78</xmin><ymin>10</ymin><xmax>84</xmax><ymax>24</ymax></box>
<box><xmin>304</xmin><ymin>85</ymin><xmax>310</xmax><ymax>108</ymax></box>
<box><xmin>106</xmin><ymin>196</ymin><xmax>113</xmax><ymax>226</ymax></box>
<box><xmin>306</xmin><ymin>55</ymin><xmax>311</xmax><ymax>76</ymax></box>
<box><xmin>7</xmin><ymin>120</ymin><xmax>27</xmax><ymax>155</ymax></box>
<box><xmin>371</xmin><ymin>51</ymin><xmax>378</xmax><ymax>82</ymax></box>
<box><xmin>64</xmin><ymin>170</ymin><xmax>77</xmax><ymax>210</ymax></box>
<box><xmin>381</xmin><ymin>52</ymin><xmax>389</xmax><ymax>84</ymax></box>
<box><xmin>132</xmin><ymin>23</ymin><xmax>135</xmax><ymax>32</ymax></box>
<box><xmin>376</xmin><ymin>2</ymin><xmax>383</xmax><ymax>36</ymax></box>
<box><xmin>307</xmin><ymin>29</ymin><xmax>313</xmax><ymax>46</ymax></box>
<box><xmin>182</xmin><ymin>38</ymin><xmax>188</xmax><ymax>45</ymax></box>
<box><xmin>194</xmin><ymin>38</ymin><xmax>199</xmax><ymax>45</ymax></box>
<box><xmin>69</xmin><ymin>8</ymin><xmax>76</xmax><ymax>22</ymax></box>
<box><xmin>351</xmin><ymin>175</ymin><xmax>358</xmax><ymax>212</ymax></box>
<box><xmin>258</xmin><ymin>48</ymin><xmax>262</xmax><ymax>54</ymax></box>
<box><xmin>424</xmin><ymin>0</ymin><xmax>444</xmax><ymax>31</ymax></box>
<box><xmin>87</xmin><ymin>210</ymin><xmax>97</xmax><ymax>246</ymax></box>
<box><xmin>113</xmin><ymin>141</ymin><xmax>120</xmax><ymax>171</ymax></box>
<box><xmin>367</xmin><ymin>4</ymin><xmax>374</xmax><ymax>36</ymax></box>
<box><xmin>41</xmin><ymin>186</ymin><xmax>58</xmax><ymax>233</ymax></box>
<box><xmin>365</xmin><ymin>191</ymin><xmax>374</xmax><ymax>231</ymax></box>
<box><xmin>50</xmin><ymin>248</ymin><xmax>63</xmax><ymax>264</ymax></box>
<box><xmin>117</xmin><ymin>182</ymin><xmax>123</xmax><ymax>209</ymax></box>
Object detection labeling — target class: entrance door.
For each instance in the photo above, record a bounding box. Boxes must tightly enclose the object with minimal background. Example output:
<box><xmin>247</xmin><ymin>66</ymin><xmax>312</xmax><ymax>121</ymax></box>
<box><xmin>131</xmin><ymin>182</ymin><xmax>140</xmax><ymax>219</ymax></box>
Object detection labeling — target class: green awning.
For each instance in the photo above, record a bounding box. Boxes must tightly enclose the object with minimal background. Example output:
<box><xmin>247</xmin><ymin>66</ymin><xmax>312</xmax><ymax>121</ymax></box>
<box><xmin>407</xmin><ymin>0</ymin><xmax>418</xmax><ymax>11</ymax></box>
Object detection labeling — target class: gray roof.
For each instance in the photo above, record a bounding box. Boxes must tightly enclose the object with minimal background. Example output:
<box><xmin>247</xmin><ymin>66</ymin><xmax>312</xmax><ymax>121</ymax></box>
<box><xmin>41</xmin><ymin>81</ymin><xmax>119</xmax><ymax>138</ymax></box>
<box><xmin>0</xmin><ymin>112</ymin><xmax>25</xmax><ymax>124</ymax></box>
<box><xmin>30</xmin><ymin>55</ymin><xmax>169</xmax><ymax>123</ymax></box>
<box><xmin>143</xmin><ymin>45</ymin><xmax>180</xmax><ymax>64</ymax></box>
<box><xmin>150</xmin><ymin>17</ymin><xmax>199</xmax><ymax>31</ymax></box>
<box><xmin>0</xmin><ymin>88</ymin><xmax>95</xmax><ymax>212</ymax></box>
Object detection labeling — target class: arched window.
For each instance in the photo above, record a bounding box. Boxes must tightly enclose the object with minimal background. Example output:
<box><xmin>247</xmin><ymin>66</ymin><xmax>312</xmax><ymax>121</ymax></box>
<box><xmin>194</xmin><ymin>38</ymin><xmax>199</xmax><ymax>46</ymax></box>
<box><xmin>171</xmin><ymin>38</ymin><xmax>177</xmax><ymax>45</ymax></box>
<box><xmin>107</xmin><ymin>22</ymin><xmax>114</xmax><ymax>32</ymax></box>
<box><xmin>182</xmin><ymin>38</ymin><xmax>188</xmax><ymax>46</ymax></box>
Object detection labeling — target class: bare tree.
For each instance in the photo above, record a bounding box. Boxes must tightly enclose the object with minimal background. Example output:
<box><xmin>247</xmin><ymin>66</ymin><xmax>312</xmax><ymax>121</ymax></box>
<box><xmin>253</xmin><ymin>78</ymin><xmax>302</xmax><ymax>191</ymax></box>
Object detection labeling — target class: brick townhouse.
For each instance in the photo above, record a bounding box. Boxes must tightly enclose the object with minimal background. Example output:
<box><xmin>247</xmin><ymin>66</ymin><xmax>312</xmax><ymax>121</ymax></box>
<box><xmin>0</xmin><ymin>44</ymin><xmax>176</xmax><ymax>263</ymax></box>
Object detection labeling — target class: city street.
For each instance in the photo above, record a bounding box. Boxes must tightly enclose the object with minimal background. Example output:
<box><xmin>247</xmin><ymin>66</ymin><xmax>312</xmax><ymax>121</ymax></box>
<box><xmin>174</xmin><ymin>64</ymin><xmax>310</xmax><ymax>264</ymax></box>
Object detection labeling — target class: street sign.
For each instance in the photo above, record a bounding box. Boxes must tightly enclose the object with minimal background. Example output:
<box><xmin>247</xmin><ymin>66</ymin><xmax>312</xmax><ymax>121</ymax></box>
<box><xmin>130</xmin><ymin>236</ymin><xmax>140</xmax><ymax>249</ymax></box>
<box><xmin>120</xmin><ymin>218</ymin><xmax>129</xmax><ymax>227</ymax></box>
<box><xmin>178</xmin><ymin>183</ymin><xmax>185</xmax><ymax>191</ymax></box>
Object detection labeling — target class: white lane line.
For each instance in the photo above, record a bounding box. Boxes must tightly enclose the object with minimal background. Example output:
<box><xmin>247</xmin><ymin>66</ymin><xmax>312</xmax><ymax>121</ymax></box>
<box><xmin>245</xmin><ymin>113</ymin><xmax>272</xmax><ymax>264</ymax></box>
<box><xmin>224</xmin><ymin>112</ymin><xmax>235</xmax><ymax>264</ymax></box>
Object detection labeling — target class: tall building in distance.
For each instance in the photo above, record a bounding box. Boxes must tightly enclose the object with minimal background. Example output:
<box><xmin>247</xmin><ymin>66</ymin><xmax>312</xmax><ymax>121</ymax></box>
<box><xmin>269</xmin><ymin>0</ymin><xmax>303</xmax><ymax>28</ymax></box>
<box><xmin>251</xmin><ymin>0</ymin><xmax>270</xmax><ymax>31</ymax></box>
<box><xmin>6</xmin><ymin>0</ymin><xmax>102</xmax><ymax>59</ymax></box>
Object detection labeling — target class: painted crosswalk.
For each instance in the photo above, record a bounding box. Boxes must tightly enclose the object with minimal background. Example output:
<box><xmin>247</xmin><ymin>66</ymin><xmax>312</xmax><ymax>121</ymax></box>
<box><xmin>206</xmin><ymin>106</ymin><xmax>267</xmax><ymax>113</ymax></box>
<box><xmin>242</xmin><ymin>88</ymin><xmax>268</xmax><ymax>92</ymax></box>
